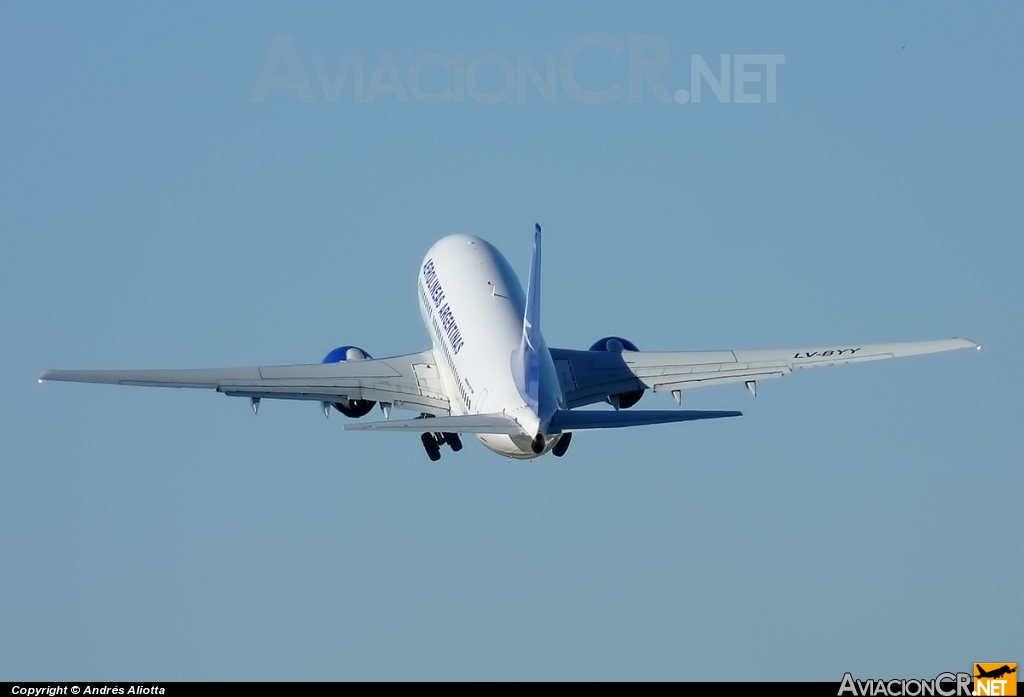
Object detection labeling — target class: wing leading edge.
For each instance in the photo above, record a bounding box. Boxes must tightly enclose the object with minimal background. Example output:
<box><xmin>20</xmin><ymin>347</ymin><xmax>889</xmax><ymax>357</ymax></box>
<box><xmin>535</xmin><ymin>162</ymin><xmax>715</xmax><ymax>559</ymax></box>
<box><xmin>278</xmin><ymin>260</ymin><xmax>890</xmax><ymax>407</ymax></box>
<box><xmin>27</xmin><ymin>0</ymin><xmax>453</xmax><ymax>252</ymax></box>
<box><xmin>40</xmin><ymin>350</ymin><xmax>451</xmax><ymax>416</ymax></box>
<box><xmin>552</xmin><ymin>338</ymin><xmax>979</xmax><ymax>408</ymax></box>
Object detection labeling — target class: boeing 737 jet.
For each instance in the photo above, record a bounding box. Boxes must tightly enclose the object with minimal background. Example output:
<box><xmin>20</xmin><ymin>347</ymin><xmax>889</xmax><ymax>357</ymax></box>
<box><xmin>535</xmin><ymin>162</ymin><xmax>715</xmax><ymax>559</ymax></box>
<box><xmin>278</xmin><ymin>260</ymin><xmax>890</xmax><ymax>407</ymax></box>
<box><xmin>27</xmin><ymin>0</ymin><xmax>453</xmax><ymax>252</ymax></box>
<box><xmin>41</xmin><ymin>226</ymin><xmax>978</xmax><ymax>460</ymax></box>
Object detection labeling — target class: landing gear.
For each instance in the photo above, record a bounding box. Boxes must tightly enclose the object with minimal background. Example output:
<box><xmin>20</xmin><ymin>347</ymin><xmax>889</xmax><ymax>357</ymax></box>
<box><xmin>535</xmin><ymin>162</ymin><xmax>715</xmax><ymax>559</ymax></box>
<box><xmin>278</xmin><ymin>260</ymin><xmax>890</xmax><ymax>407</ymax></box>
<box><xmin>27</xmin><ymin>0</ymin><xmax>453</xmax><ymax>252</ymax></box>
<box><xmin>420</xmin><ymin>431</ymin><xmax>463</xmax><ymax>460</ymax></box>
<box><xmin>420</xmin><ymin>432</ymin><xmax>441</xmax><ymax>461</ymax></box>
<box><xmin>441</xmin><ymin>432</ymin><xmax>463</xmax><ymax>452</ymax></box>
<box><xmin>552</xmin><ymin>432</ymin><xmax>572</xmax><ymax>458</ymax></box>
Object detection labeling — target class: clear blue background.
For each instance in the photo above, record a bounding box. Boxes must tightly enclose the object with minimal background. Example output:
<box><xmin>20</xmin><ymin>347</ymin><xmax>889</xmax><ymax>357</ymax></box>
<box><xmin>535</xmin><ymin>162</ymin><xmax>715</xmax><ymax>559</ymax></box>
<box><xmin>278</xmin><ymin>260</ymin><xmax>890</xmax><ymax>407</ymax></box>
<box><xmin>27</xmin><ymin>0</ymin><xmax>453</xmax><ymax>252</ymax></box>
<box><xmin>2</xmin><ymin>1</ymin><xmax>1020</xmax><ymax>681</ymax></box>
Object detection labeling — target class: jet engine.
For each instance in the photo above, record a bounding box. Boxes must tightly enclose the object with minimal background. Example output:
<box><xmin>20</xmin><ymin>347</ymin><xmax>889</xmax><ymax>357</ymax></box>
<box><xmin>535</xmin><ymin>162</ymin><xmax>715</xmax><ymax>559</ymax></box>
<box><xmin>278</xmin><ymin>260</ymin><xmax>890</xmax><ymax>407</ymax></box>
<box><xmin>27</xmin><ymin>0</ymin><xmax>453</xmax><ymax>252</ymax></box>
<box><xmin>322</xmin><ymin>346</ymin><xmax>376</xmax><ymax>418</ymax></box>
<box><xmin>589</xmin><ymin>336</ymin><xmax>645</xmax><ymax>409</ymax></box>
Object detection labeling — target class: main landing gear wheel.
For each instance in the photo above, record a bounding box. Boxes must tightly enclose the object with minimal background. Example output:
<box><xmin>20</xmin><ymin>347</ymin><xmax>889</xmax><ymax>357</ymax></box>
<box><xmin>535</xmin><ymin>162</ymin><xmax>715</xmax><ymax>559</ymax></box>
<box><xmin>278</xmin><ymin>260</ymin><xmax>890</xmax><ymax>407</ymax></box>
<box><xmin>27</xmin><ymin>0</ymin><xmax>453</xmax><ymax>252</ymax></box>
<box><xmin>421</xmin><ymin>431</ymin><xmax>463</xmax><ymax>460</ymax></box>
<box><xmin>441</xmin><ymin>432</ymin><xmax>463</xmax><ymax>452</ymax></box>
<box><xmin>420</xmin><ymin>432</ymin><xmax>441</xmax><ymax>461</ymax></box>
<box><xmin>552</xmin><ymin>432</ymin><xmax>572</xmax><ymax>457</ymax></box>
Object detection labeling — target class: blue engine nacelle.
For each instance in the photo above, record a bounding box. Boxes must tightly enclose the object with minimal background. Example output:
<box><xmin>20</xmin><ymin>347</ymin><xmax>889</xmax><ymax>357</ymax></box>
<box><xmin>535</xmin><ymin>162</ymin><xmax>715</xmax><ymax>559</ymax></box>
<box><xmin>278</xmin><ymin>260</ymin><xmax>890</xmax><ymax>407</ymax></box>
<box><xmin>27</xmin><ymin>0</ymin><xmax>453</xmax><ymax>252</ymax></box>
<box><xmin>322</xmin><ymin>346</ymin><xmax>376</xmax><ymax>418</ymax></box>
<box><xmin>589</xmin><ymin>336</ymin><xmax>645</xmax><ymax>409</ymax></box>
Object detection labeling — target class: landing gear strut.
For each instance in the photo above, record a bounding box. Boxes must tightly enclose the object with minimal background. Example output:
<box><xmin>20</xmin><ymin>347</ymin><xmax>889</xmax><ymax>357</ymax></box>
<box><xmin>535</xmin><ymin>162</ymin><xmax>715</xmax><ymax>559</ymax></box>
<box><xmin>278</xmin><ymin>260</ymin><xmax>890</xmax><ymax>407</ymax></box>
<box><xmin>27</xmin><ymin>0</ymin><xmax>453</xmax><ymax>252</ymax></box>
<box><xmin>420</xmin><ymin>431</ymin><xmax>463</xmax><ymax>460</ymax></box>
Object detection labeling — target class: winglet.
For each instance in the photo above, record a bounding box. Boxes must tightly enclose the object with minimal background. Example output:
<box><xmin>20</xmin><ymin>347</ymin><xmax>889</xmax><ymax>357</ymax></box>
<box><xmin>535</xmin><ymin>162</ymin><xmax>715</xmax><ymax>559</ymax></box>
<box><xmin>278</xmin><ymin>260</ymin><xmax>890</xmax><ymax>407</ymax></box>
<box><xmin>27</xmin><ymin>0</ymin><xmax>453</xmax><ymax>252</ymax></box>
<box><xmin>513</xmin><ymin>224</ymin><xmax>543</xmax><ymax>410</ymax></box>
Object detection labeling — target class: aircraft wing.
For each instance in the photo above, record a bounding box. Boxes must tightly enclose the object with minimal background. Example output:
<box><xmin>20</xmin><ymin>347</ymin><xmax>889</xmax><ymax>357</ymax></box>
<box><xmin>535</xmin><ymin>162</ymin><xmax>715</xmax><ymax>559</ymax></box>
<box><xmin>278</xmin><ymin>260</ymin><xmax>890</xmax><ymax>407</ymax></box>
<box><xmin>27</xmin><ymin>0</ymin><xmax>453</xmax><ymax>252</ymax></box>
<box><xmin>40</xmin><ymin>350</ymin><xmax>451</xmax><ymax>416</ymax></box>
<box><xmin>551</xmin><ymin>338</ymin><xmax>979</xmax><ymax>408</ymax></box>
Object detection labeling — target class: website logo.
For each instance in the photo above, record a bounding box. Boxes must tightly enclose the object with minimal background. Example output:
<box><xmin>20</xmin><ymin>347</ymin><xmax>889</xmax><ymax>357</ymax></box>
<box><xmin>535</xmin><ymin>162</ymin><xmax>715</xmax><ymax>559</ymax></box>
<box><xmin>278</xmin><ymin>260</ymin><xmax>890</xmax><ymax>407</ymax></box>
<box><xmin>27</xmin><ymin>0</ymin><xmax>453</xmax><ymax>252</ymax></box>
<box><xmin>839</xmin><ymin>672</ymin><xmax>971</xmax><ymax>696</ymax></box>
<box><xmin>974</xmin><ymin>664</ymin><xmax>1017</xmax><ymax>696</ymax></box>
<box><xmin>250</xmin><ymin>34</ymin><xmax>784</xmax><ymax>107</ymax></box>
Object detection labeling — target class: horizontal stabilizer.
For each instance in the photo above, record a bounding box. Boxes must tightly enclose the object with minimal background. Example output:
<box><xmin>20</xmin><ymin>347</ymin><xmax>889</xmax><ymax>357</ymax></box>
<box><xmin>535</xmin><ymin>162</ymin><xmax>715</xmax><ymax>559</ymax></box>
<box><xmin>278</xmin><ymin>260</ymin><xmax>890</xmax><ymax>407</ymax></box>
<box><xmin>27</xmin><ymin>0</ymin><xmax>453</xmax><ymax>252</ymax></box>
<box><xmin>550</xmin><ymin>409</ymin><xmax>741</xmax><ymax>432</ymax></box>
<box><xmin>344</xmin><ymin>413</ymin><xmax>523</xmax><ymax>435</ymax></box>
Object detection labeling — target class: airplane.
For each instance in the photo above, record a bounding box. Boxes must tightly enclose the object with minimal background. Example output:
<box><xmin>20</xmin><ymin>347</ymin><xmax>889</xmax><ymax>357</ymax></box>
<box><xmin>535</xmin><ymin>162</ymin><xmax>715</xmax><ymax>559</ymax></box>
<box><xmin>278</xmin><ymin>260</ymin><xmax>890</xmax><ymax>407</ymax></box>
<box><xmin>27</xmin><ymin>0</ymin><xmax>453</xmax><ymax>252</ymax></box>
<box><xmin>976</xmin><ymin>665</ymin><xmax>1016</xmax><ymax>680</ymax></box>
<box><xmin>40</xmin><ymin>225</ymin><xmax>979</xmax><ymax>461</ymax></box>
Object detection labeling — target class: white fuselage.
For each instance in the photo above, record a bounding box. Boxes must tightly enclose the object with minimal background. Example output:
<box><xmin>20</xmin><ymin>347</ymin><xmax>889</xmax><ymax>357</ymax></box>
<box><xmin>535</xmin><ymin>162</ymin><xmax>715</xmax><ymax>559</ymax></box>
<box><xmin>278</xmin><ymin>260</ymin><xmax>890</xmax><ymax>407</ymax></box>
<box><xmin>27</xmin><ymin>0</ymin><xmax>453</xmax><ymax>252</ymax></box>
<box><xmin>416</xmin><ymin>235</ymin><xmax>564</xmax><ymax>458</ymax></box>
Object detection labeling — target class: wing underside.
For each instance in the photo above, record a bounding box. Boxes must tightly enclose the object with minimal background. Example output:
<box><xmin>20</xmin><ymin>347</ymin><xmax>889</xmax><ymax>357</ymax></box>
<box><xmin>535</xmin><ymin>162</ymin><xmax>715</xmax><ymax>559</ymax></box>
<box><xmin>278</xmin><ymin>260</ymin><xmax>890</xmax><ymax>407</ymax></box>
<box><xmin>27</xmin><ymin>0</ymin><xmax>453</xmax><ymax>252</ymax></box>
<box><xmin>40</xmin><ymin>350</ymin><xmax>451</xmax><ymax>416</ymax></box>
<box><xmin>552</xmin><ymin>338</ymin><xmax>978</xmax><ymax>408</ymax></box>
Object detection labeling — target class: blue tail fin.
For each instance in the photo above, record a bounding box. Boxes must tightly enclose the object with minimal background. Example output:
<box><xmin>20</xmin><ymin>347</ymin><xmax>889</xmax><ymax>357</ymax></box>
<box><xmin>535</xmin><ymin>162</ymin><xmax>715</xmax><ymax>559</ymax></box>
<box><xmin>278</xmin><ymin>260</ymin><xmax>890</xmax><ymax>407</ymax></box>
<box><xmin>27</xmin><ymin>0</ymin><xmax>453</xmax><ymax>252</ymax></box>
<box><xmin>515</xmin><ymin>224</ymin><xmax>543</xmax><ymax>410</ymax></box>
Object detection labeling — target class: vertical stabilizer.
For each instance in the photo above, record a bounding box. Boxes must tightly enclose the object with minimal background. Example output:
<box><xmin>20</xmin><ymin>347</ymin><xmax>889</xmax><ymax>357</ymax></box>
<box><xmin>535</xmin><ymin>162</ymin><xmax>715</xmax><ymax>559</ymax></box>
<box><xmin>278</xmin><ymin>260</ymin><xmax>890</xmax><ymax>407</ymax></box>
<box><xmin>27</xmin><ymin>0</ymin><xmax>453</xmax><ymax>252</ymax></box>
<box><xmin>514</xmin><ymin>224</ymin><xmax>543</xmax><ymax>410</ymax></box>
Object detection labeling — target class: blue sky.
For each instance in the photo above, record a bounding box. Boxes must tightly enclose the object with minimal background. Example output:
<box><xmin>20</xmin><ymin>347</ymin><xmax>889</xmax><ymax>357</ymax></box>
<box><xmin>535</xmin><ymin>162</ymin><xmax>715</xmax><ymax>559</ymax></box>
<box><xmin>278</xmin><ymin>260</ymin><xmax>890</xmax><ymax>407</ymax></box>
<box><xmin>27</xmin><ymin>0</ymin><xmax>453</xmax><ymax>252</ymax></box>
<box><xmin>1</xmin><ymin>1</ymin><xmax>1021</xmax><ymax>681</ymax></box>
